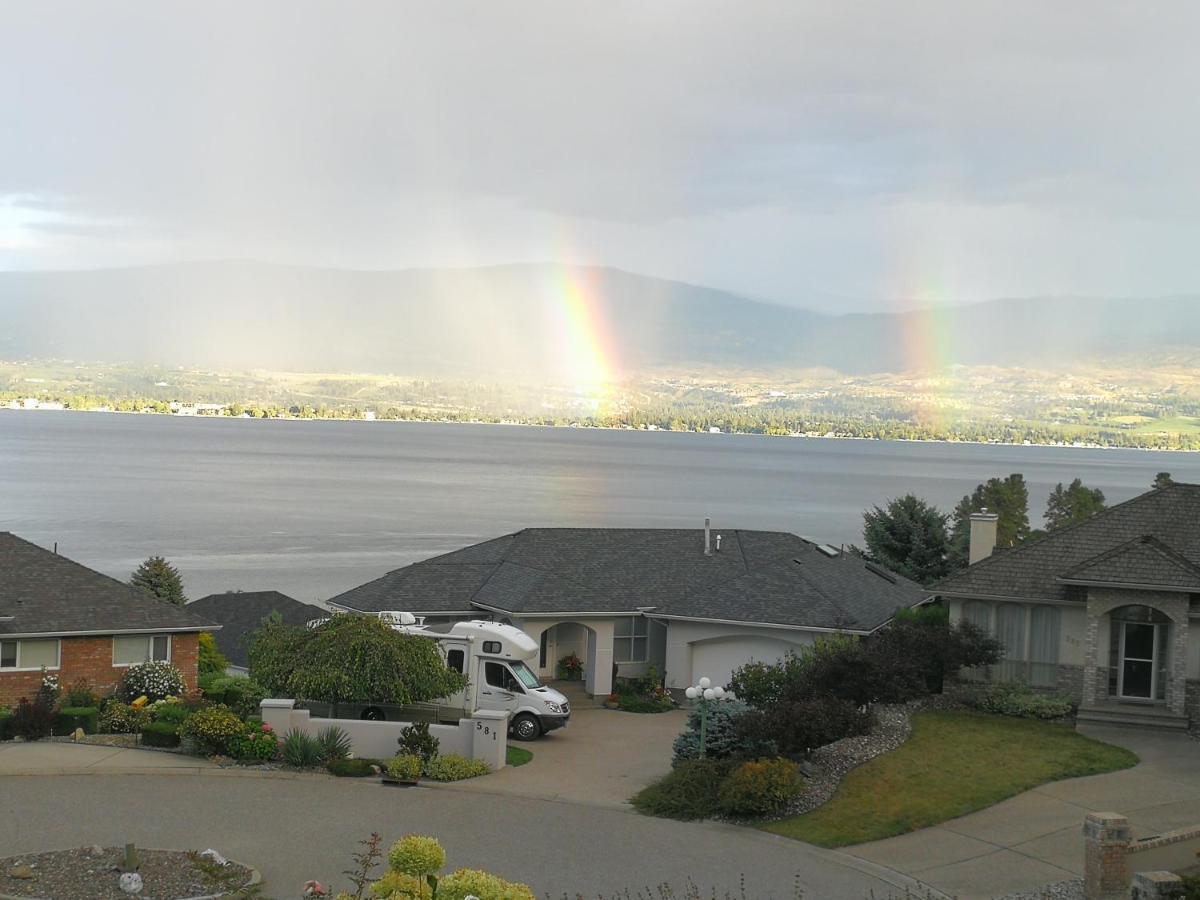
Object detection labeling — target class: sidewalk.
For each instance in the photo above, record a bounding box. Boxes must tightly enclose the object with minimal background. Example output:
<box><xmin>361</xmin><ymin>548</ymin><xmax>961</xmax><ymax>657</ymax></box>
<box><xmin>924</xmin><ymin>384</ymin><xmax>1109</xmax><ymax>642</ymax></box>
<box><xmin>0</xmin><ymin>741</ymin><xmax>218</xmax><ymax>775</ymax></box>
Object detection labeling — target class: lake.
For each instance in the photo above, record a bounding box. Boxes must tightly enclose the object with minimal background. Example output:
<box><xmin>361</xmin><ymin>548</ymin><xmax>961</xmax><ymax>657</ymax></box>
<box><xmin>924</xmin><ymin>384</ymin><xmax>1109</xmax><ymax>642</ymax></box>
<box><xmin>2</xmin><ymin>410</ymin><xmax>1197</xmax><ymax>604</ymax></box>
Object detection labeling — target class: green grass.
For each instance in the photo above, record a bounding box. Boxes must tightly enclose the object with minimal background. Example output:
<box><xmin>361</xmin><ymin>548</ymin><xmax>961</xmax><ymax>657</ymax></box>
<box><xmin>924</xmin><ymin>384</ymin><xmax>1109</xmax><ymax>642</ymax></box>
<box><xmin>506</xmin><ymin>746</ymin><xmax>533</xmax><ymax>767</ymax></box>
<box><xmin>762</xmin><ymin>710</ymin><xmax>1138</xmax><ymax>848</ymax></box>
<box><xmin>1132</xmin><ymin>416</ymin><xmax>1200</xmax><ymax>435</ymax></box>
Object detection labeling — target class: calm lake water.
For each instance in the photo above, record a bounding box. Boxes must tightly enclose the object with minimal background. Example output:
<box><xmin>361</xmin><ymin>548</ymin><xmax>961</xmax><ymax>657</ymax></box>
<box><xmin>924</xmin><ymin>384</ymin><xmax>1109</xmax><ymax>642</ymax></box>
<box><xmin>2</xmin><ymin>410</ymin><xmax>1197</xmax><ymax>604</ymax></box>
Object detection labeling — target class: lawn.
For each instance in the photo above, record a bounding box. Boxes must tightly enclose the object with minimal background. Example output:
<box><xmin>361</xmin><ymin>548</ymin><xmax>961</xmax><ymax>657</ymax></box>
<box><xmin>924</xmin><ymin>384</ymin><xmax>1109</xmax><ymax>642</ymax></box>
<box><xmin>762</xmin><ymin>709</ymin><xmax>1138</xmax><ymax>848</ymax></box>
<box><xmin>506</xmin><ymin>746</ymin><xmax>533</xmax><ymax>767</ymax></box>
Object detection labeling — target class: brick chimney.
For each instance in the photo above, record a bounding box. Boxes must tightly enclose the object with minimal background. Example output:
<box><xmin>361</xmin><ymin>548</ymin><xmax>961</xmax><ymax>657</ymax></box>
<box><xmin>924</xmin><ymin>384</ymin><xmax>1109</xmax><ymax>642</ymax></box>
<box><xmin>968</xmin><ymin>509</ymin><xmax>1000</xmax><ymax>565</ymax></box>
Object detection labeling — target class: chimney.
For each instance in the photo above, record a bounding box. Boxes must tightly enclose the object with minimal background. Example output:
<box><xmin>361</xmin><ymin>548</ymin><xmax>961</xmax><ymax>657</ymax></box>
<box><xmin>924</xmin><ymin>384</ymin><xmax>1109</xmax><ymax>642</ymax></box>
<box><xmin>715</xmin><ymin>533</ymin><xmax>722</xmax><ymax>552</ymax></box>
<box><xmin>704</xmin><ymin>517</ymin><xmax>712</xmax><ymax>556</ymax></box>
<box><xmin>968</xmin><ymin>509</ymin><xmax>1000</xmax><ymax>565</ymax></box>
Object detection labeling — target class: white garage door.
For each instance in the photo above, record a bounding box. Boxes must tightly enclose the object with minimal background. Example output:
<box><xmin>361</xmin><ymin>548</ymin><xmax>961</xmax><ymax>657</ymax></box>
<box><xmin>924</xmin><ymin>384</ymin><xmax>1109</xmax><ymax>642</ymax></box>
<box><xmin>690</xmin><ymin>636</ymin><xmax>806</xmax><ymax>690</ymax></box>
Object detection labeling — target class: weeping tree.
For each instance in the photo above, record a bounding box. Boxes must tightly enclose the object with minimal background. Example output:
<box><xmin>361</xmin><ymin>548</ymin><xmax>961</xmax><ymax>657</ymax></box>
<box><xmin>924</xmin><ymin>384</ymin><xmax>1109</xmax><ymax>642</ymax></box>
<box><xmin>247</xmin><ymin>614</ymin><xmax>467</xmax><ymax>709</ymax></box>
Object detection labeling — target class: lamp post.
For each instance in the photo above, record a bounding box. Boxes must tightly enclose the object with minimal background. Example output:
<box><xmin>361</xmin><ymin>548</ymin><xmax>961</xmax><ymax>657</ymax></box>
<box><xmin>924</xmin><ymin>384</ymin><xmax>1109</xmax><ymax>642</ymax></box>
<box><xmin>684</xmin><ymin>676</ymin><xmax>726</xmax><ymax>758</ymax></box>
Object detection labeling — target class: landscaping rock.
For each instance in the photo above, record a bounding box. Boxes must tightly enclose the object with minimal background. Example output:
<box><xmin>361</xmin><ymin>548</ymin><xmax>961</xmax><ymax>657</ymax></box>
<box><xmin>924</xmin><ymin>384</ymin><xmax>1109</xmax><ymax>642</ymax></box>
<box><xmin>0</xmin><ymin>847</ymin><xmax>254</xmax><ymax>899</ymax></box>
<box><xmin>994</xmin><ymin>876</ymin><xmax>1083</xmax><ymax>900</ymax></box>
<box><xmin>8</xmin><ymin>863</ymin><xmax>36</xmax><ymax>879</ymax></box>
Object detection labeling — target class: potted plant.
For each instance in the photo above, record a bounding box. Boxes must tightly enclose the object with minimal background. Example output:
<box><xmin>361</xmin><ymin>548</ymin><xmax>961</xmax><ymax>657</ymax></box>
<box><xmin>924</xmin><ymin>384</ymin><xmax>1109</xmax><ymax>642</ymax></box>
<box><xmin>557</xmin><ymin>652</ymin><xmax>584</xmax><ymax>681</ymax></box>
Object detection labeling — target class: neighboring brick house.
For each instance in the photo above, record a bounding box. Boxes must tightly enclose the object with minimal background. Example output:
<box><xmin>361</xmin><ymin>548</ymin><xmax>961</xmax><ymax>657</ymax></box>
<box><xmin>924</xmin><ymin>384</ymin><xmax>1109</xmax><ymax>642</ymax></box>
<box><xmin>933</xmin><ymin>482</ymin><xmax>1200</xmax><ymax>730</ymax></box>
<box><xmin>188</xmin><ymin>590</ymin><xmax>325</xmax><ymax>674</ymax></box>
<box><xmin>0</xmin><ymin>532</ymin><xmax>218</xmax><ymax>707</ymax></box>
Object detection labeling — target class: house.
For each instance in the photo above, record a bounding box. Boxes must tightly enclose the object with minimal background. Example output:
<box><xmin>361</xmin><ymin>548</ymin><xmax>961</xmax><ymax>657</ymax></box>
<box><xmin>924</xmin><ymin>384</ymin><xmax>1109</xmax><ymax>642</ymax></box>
<box><xmin>0</xmin><ymin>532</ymin><xmax>218</xmax><ymax>706</ymax></box>
<box><xmin>326</xmin><ymin>525</ymin><xmax>926</xmax><ymax>696</ymax></box>
<box><xmin>188</xmin><ymin>590</ymin><xmax>326</xmax><ymax>674</ymax></box>
<box><xmin>934</xmin><ymin>482</ymin><xmax>1200</xmax><ymax>729</ymax></box>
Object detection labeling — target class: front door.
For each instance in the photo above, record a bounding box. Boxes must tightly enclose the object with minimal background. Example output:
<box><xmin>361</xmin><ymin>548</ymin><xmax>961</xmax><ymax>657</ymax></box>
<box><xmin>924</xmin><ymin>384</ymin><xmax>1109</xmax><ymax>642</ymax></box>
<box><xmin>1119</xmin><ymin>621</ymin><xmax>1158</xmax><ymax>700</ymax></box>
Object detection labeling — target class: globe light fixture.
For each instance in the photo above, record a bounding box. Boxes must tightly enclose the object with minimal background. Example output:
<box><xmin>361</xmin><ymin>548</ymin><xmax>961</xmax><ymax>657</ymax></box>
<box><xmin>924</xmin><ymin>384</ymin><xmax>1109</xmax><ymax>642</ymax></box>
<box><xmin>685</xmin><ymin>676</ymin><xmax>727</xmax><ymax>758</ymax></box>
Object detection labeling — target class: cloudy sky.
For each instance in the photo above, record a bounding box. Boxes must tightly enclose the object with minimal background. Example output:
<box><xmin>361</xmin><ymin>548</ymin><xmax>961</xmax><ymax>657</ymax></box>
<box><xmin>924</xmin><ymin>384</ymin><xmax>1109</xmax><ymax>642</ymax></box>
<box><xmin>3</xmin><ymin>2</ymin><xmax>1199</xmax><ymax>312</ymax></box>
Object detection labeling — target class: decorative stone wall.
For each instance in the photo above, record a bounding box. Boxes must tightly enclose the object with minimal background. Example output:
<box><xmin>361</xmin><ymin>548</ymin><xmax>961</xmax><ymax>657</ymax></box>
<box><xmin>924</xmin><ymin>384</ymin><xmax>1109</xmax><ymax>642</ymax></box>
<box><xmin>1083</xmin><ymin>812</ymin><xmax>1132</xmax><ymax>900</ymax></box>
<box><xmin>1186</xmin><ymin>680</ymin><xmax>1200</xmax><ymax>728</ymax></box>
<box><xmin>1055</xmin><ymin>663</ymin><xmax>1085</xmax><ymax>702</ymax></box>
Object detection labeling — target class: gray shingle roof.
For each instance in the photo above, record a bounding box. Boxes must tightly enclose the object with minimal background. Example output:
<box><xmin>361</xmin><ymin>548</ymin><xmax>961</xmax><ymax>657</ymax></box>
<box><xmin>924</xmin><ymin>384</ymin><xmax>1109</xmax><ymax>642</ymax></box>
<box><xmin>934</xmin><ymin>483</ymin><xmax>1200</xmax><ymax>601</ymax></box>
<box><xmin>0</xmin><ymin>532</ymin><xmax>218</xmax><ymax>637</ymax></box>
<box><xmin>329</xmin><ymin>528</ymin><xmax>925</xmax><ymax>631</ymax></box>
<box><xmin>187</xmin><ymin>591</ymin><xmax>326</xmax><ymax>668</ymax></box>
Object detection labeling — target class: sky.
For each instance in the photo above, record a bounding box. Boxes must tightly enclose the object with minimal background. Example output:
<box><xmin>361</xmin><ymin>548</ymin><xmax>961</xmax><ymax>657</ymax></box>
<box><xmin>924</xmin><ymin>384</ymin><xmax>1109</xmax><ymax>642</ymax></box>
<box><xmin>3</xmin><ymin>2</ymin><xmax>1200</xmax><ymax>313</ymax></box>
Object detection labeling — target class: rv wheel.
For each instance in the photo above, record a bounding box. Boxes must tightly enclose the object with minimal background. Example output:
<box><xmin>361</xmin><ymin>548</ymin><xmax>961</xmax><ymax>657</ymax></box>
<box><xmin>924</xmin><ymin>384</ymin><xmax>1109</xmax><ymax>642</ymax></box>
<box><xmin>511</xmin><ymin>713</ymin><xmax>541</xmax><ymax>741</ymax></box>
<box><xmin>360</xmin><ymin>706</ymin><xmax>386</xmax><ymax>721</ymax></box>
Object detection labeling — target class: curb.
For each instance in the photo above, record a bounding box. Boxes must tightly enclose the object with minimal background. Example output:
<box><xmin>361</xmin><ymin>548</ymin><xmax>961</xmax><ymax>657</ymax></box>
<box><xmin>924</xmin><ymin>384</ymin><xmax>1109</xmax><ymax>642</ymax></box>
<box><xmin>0</xmin><ymin>850</ymin><xmax>261</xmax><ymax>900</ymax></box>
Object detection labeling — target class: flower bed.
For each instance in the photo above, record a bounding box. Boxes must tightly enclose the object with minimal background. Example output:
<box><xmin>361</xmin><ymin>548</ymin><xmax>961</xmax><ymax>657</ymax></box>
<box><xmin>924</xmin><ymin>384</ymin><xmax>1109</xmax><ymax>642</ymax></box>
<box><xmin>0</xmin><ymin>847</ymin><xmax>256</xmax><ymax>899</ymax></box>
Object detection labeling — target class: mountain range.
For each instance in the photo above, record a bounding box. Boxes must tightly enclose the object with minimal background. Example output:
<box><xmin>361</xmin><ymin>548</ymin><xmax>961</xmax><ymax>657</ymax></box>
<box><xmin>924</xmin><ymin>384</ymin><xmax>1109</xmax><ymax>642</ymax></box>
<box><xmin>1</xmin><ymin>261</ymin><xmax>1197</xmax><ymax>377</ymax></box>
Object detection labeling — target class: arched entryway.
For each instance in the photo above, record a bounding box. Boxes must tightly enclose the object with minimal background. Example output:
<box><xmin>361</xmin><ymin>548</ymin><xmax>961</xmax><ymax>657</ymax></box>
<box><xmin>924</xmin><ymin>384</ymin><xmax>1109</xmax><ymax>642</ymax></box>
<box><xmin>523</xmin><ymin>619</ymin><xmax>615</xmax><ymax>696</ymax></box>
<box><xmin>1108</xmin><ymin>605</ymin><xmax>1172</xmax><ymax>702</ymax></box>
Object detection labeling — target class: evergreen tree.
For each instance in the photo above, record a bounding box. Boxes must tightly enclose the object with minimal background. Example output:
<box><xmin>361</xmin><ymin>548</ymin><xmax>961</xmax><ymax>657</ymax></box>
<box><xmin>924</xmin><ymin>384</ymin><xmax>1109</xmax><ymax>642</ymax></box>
<box><xmin>949</xmin><ymin>474</ymin><xmax>1031</xmax><ymax>568</ymax></box>
<box><xmin>129</xmin><ymin>556</ymin><xmax>187</xmax><ymax>605</ymax></box>
<box><xmin>862</xmin><ymin>495</ymin><xmax>951</xmax><ymax>586</ymax></box>
<box><xmin>1154</xmin><ymin>472</ymin><xmax>1175</xmax><ymax>489</ymax></box>
<box><xmin>1044</xmin><ymin>478</ymin><xmax>1106</xmax><ymax>531</ymax></box>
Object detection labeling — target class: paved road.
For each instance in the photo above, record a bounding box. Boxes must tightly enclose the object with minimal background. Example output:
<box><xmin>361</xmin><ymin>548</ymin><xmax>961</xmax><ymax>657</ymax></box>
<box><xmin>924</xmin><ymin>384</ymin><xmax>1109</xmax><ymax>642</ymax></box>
<box><xmin>0</xmin><ymin>773</ymin><xmax>926</xmax><ymax>899</ymax></box>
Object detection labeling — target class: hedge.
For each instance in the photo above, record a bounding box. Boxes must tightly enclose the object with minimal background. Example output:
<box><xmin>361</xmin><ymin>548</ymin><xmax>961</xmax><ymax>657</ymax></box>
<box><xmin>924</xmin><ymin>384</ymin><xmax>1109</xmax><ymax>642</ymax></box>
<box><xmin>54</xmin><ymin>706</ymin><xmax>100</xmax><ymax>736</ymax></box>
<box><xmin>141</xmin><ymin>721</ymin><xmax>182</xmax><ymax>748</ymax></box>
<box><xmin>0</xmin><ymin>709</ymin><xmax>12</xmax><ymax>741</ymax></box>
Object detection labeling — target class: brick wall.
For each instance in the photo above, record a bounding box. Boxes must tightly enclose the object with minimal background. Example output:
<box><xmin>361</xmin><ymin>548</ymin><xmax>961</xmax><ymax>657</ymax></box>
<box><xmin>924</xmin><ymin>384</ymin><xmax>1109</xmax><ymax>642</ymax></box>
<box><xmin>0</xmin><ymin>633</ymin><xmax>201</xmax><ymax>707</ymax></box>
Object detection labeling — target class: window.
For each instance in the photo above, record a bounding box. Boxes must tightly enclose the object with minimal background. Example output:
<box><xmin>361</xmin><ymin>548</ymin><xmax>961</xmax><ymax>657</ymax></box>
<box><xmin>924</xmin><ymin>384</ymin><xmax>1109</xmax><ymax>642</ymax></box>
<box><xmin>995</xmin><ymin>604</ymin><xmax>1027</xmax><ymax>682</ymax></box>
<box><xmin>113</xmin><ymin>634</ymin><xmax>171</xmax><ymax>666</ymax></box>
<box><xmin>446</xmin><ymin>649</ymin><xmax>465</xmax><ymax>674</ymax></box>
<box><xmin>482</xmin><ymin>641</ymin><xmax>502</xmax><ymax>654</ymax></box>
<box><xmin>614</xmin><ymin>617</ymin><xmax>648</xmax><ymax>663</ymax></box>
<box><xmin>484</xmin><ymin>661</ymin><xmax>519</xmax><ymax>692</ymax></box>
<box><xmin>1029</xmin><ymin>607</ymin><xmax>1061</xmax><ymax>687</ymax></box>
<box><xmin>962</xmin><ymin>601</ymin><xmax>992</xmax><ymax>631</ymax></box>
<box><xmin>0</xmin><ymin>638</ymin><xmax>60</xmax><ymax>670</ymax></box>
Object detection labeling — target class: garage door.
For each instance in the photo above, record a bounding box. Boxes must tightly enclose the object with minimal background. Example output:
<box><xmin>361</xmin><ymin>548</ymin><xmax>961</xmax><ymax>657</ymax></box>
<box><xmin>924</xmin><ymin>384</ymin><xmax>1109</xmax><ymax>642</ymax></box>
<box><xmin>690</xmin><ymin>636</ymin><xmax>806</xmax><ymax>690</ymax></box>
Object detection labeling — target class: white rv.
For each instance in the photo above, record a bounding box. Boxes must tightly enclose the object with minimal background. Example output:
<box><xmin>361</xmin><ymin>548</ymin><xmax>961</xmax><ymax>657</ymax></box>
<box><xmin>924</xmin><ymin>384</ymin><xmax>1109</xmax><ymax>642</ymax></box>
<box><xmin>380</xmin><ymin>613</ymin><xmax>571</xmax><ymax>741</ymax></box>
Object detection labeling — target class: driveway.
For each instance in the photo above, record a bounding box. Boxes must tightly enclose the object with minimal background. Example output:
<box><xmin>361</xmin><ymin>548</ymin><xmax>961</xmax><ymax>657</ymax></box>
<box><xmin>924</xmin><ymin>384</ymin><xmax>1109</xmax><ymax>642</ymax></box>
<box><xmin>844</xmin><ymin>724</ymin><xmax>1200</xmax><ymax>900</ymax></box>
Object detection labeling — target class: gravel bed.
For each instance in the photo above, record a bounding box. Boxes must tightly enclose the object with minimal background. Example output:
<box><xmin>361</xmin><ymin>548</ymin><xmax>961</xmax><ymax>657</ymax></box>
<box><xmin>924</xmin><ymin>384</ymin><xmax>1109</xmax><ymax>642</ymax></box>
<box><xmin>0</xmin><ymin>847</ymin><xmax>253</xmax><ymax>899</ymax></box>
<box><xmin>992</xmin><ymin>877</ymin><xmax>1083</xmax><ymax>900</ymax></box>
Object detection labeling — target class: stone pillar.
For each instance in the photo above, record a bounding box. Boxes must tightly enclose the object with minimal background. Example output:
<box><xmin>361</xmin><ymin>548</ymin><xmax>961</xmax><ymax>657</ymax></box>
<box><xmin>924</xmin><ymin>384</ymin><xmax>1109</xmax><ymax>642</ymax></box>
<box><xmin>1168</xmin><ymin>618</ymin><xmax>1189</xmax><ymax>716</ymax></box>
<box><xmin>1082</xmin><ymin>613</ymin><xmax>1101</xmax><ymax>708</ymax></box>
<box><xmin>1131</xmin><ymin>871</ymin><xmax>1184</xmax><ymax>900</ymax></box>
<box><xmin>1083</xmin><ymin>812</ymin><xmax>1132</xmax><ymax>900</ymax></box>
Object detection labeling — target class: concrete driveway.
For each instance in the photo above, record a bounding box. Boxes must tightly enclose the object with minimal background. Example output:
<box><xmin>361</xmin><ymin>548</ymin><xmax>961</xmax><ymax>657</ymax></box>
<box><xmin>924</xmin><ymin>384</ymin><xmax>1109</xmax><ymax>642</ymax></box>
<box><xmin>845</xmin><ymin>724</ymin><xmax>1200</xmax><ymax>900</ymax></box>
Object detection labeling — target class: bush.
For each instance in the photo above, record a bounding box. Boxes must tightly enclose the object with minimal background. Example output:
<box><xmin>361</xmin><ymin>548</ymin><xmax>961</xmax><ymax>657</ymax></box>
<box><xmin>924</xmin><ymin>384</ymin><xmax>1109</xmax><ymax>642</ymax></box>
<box><xmin>423</xmin><ymin>753</ymin><xmax>490</xmax><ymax>781</ymax></box>
<box><xmin>736</xmin><ymin>696</ymin><xmax>873</xmax><ymax>757</ymax></box>
<box><xmin>437</xmin><ymin>868</ymin><xmax>536</xmax><ymax>900</ymax></box>
<box><xmin>118</xmin><ymin>660</ymin><xmax>186</xmax><ymax>703</ymax></box>
<box><xmin>388</xmin><ymin>834</ymin><xmax>446</xmax><ymax>877</ymax></box>
<box><xmin>141</xmin><ymin>721</ymin><xmax>181</xmax><ymax>748</ymax></box>
<box><xmin>198</xmin><ymin>632</ymin><xmax>229</xmax><ymax>676</ymax></box>
<box><xmin>54</xmin><ymin>706</ymin><xmax>100</xmax><ymax>735</ymax></box>
<box><xmin>64</xmin><ymin>677</ymin><xmax>99</xmax><ymax>708</ymax></box>
<box><xmin>150</xmin><ymin>700</ymin><xmax>192</xmax><ymax>726</ymax></box>
<box><xmin>969</xmin><ymin>682</ymin><xmax>1075</xmax><ymax>720</ymax></box>
<box><xmin>0</xmin><ymin>709</ymin><xmax>12</xmax><ymax>741</ymax></box>
<box><xmin>327</xmin><ymin>757</ymin><xmax>377</xmax><ymax>777</ymax></box>
<box><xmin>99</xmin><ymin>701</ymin><xmax>151</xmax><ymax>735</ymax></box>
<box><xmin>12</xmin><ymin>694</ymin><xmax>55</xmax><ymax>741</ymax></box>
<box><xmin>729</xmin><ymin>652</ymin><xmax>808</xmax><ymax>708</ymax></box>
<box><xmin>716</xmin><ymin>758</ymin><xmax>806</xmax><ymax>817</ymax></box>
<box><xmin>671</xmin><ymin>699</ymin><xmax>751</xmax><ymax>763</ymax></box>
<box><xmin>228</xmin><ymin>722</ymin><xmax>280</xmax><ymax>762</ymax></box>
<box><xmin>631</xmin><ymin>757</ymin><xmax>733</xmax><ymax>820</ymax></box>
<box><xmin>280</xmin><ymin>729</ymin><xmax>323</xmax><ymax>767</ymax></box>
<box><xmin>181</xmin><ymin>705</ymin><xmax>245</xmax><ymax>755</ymax></box>
<box><xmin>316</xmin><ymin>724</ymin><xmax>353</xmax><ymax>763</ymax></box>
<box><xmin>397</xmin><ymin>721</ymin><xmax>440</xmax><ymax>764</ymax></box>
<box><xmin>200</xmin><ymin>675</ymin><xmax>267</xmax><ymax>718</ymax></box>
<box><xmin>386</xmin><ymin>754</ymin><xmax>423</xmax><ymax>781</ymax></box>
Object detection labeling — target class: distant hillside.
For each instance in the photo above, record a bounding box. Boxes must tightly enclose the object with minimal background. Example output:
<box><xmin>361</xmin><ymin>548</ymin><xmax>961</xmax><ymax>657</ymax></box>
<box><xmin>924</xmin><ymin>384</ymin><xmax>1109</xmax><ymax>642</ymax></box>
<box><xmin>0</xmin><ymin>261</ymin><xmax>1197</xmax><ymax>376</ymax></box>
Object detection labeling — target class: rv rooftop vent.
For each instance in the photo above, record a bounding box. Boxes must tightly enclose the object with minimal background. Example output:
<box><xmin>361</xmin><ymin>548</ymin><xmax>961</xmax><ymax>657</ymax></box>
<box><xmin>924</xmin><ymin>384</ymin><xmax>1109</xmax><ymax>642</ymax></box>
<box><xmin>865</xmin><ymin>562</ymin><xmax>898</xmax><ymax>584</ymax></box>
<box><xmin>816</xmin><ymin>544</ymin><xmax>840</xmax><ymax>558</ymax></box>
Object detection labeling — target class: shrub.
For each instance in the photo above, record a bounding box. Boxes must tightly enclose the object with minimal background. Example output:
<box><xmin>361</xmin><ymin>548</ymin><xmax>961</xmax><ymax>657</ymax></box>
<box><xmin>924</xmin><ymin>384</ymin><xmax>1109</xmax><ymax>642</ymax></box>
<box><xmin>397</xmin><ymin>721</ymin><xmax>440</xmax><ymax>764</ymax></box>
<box><xmin>141</xmin><ymin>721</ymin><xmax>181</xmax><ymax>748</ymax></box>
<box><xmin>423</xmin><ymin>753</ymin><xmax>490</xmax><ymax>781</ymax></box>
<box><xmin>151</xmin><ymin>700</ymin><xmax>192</xmax><ymax>725</ymax></box>
<box><xmin>315</xmin><ymin>724</ymin><xmax>353</xmax><ymax>763</ymax></box>
<box><xmin>280</xmin><ymin>729</ymin><xmax>323</xmax><ymax>767</ymax></box>
<box><xmin>118</xmin><ymin>660</ymin><xmax>186</xmax><ymax>703</ymax></box>
<box><xmin>388</xmin><ymin>834</ymin><xmax>446</xmax><ymax>878</ymax></box>
<box><xmin>969</xmin><ymin>682</ymin><xmax>1074</xmax><ymax>720</ymax></box>
<box><xmin>0</xmin><ymin>709</ymin><xmax>12</xmax><ymax>741</ymax></box>
<box><xmin>386</xmin><ymin>754</ymin><xmax>423</xmax><ymax>781</ymax></box>
<box><xmin>437</xmin><ymin>868</ymin><xmax>536</xmax><ymax>900</ymax></box>
<box><xmin>12</xmin><ymin>694</ymin><xmax>55</xmax><ymax>741</ymax></box>
<box><xmin>99</xmin><ymin>701</ymin><xmax>150</xmax><ymax>734</ymax></box>
<box><xmin>54</xmin><ymin>706</ymin><xmax>100</xmax><ymax>735</ymax></box>
<box><xmin>716</xmin><ymin>758</ymin><xmax>806</xmax><ymax>817</ymax></box>
<box><xmin>198</xmin><ymin>632</ymin><xmax>229</xmax><ymax>676</ymax></box>
<box><xmin>181</xmin><ymin>705</ymin><xmax>245</xmax><ymax>755</ymax></box>
<box><xmin>327</xmin><ymin>757</ymin><xmax>376</xmax><ymax>777</ymax></box>
<box><xmin>729</xmin><ymin>652</ymin><xmax>808</xmax><ymax>708</ymax></box>
<box><xmin>217</xmin><ymin>677</ymin><xmax>269</xmax><ymax>720</ymax></box>
<box><xmin>631</xmin><ymin>757</ymin><xmax>733</xmax><ymax>820</ymax></box>
<box><xmin>228</xmin><ymin>722</ymin><xmax>280</xmax><ymax>762</ymax></box>
<box><xmin>736</xmin><ymin>696</ymin><xmax>873</xmax><ymax>757</ymax></box>
<box><xmin>671</xmin><ymin>699</ymin><xmax>751</xmax><ymax>763</ymax></box>
<box><xmin>64</xmin><ymin>677</ymin><xmax>99</xmax><ymax>708</ymax></box>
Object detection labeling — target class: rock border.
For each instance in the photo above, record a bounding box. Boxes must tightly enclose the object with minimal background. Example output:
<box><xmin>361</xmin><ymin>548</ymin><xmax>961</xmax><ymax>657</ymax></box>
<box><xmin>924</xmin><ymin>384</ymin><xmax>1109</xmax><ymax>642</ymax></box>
<box><xmin>0</xmin><ymin>849</ymin><xmax>260</xmax><ymax>900</ymax></box>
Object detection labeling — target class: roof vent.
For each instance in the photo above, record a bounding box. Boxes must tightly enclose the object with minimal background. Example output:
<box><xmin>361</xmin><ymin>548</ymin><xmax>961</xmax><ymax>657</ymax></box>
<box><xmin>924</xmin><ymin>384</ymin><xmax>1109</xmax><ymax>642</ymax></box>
<box><xmin>816</xmin><ymin>544</ymin><xmax>840</xmax><ymax>558</ymax></box>
<box><xmin>865</xmin><ymin>562</ymin><xmax>898</xmax><ymax>584</ymax></box>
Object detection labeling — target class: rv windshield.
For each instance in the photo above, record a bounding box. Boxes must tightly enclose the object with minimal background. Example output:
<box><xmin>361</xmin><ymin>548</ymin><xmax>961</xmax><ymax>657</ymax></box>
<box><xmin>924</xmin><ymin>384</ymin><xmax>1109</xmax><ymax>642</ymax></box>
<box><xmin>510</xmin><ymin>661</ymin><xmax>542</xmax><ymax>689</ymax></box>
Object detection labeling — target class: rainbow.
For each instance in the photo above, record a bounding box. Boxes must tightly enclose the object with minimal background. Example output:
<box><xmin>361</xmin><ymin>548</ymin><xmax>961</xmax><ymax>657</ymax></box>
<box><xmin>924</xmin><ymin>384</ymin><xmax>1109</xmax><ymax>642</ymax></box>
<box><xmin>551</xmin><ymin>270</ymin><xmax>617</xmax><ymax>410</ymax></box>
<box><xmin>898</xmin><ymin>295</ymin><xmax>960</xmax><ymax>428</ymax></box>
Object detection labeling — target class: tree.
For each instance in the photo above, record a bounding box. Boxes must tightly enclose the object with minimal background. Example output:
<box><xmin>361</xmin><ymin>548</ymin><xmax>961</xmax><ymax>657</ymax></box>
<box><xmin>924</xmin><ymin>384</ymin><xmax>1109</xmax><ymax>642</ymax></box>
<box><xmin>197</xmin><ymin>632</ymin><xmax>229</xmax><ymax>677</ymax></box>
<box><xmin>1044</xmin><ymin>478</ymin><xmax>1106</xmax><ymax>531</ymax></box>
<box><xmin>1154</xmin><ymin>472</ymin><xmax>1175</xmax><ymax>489</ymax></box>
<box><xmin>862</xmin><ymin>495</ymin><xmax>951</xmax><ymax>586</ymax></box>
<box><xmin>248</xmin><ymin>614</ymin><xmax>467</xmax><ymax>708</ymax></box>
<box><xmin>129</xmin><ymin>556</ymin><xmax>187</xmax><ymax>605</ymax></box>
<box><xmin>949</xmin><ymin>474</ymin><xmax>1031</xmax><ymax>568</ymax></box>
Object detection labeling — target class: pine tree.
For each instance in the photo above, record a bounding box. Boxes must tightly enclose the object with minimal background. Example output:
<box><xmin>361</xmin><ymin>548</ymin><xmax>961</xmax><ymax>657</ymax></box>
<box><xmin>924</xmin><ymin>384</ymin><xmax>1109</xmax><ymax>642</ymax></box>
<box><xmin>948</xmin><ymin>474</ymin><xmax>1031</xmax><ymax>568</ymax></box>
<box><xmin>129</xmin><ymin>556</ymin><xmax>187</xmax><ymax>605</ymax></box>
<box><xmin>1044</xmin><ymin>478</ymin><xmax>1106</xmax><ymax>531</ymax></box>
<box><xmin>862</xmin><ymin>495</ymin><xmax>951</xmax><ymax>586</ymax></box>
